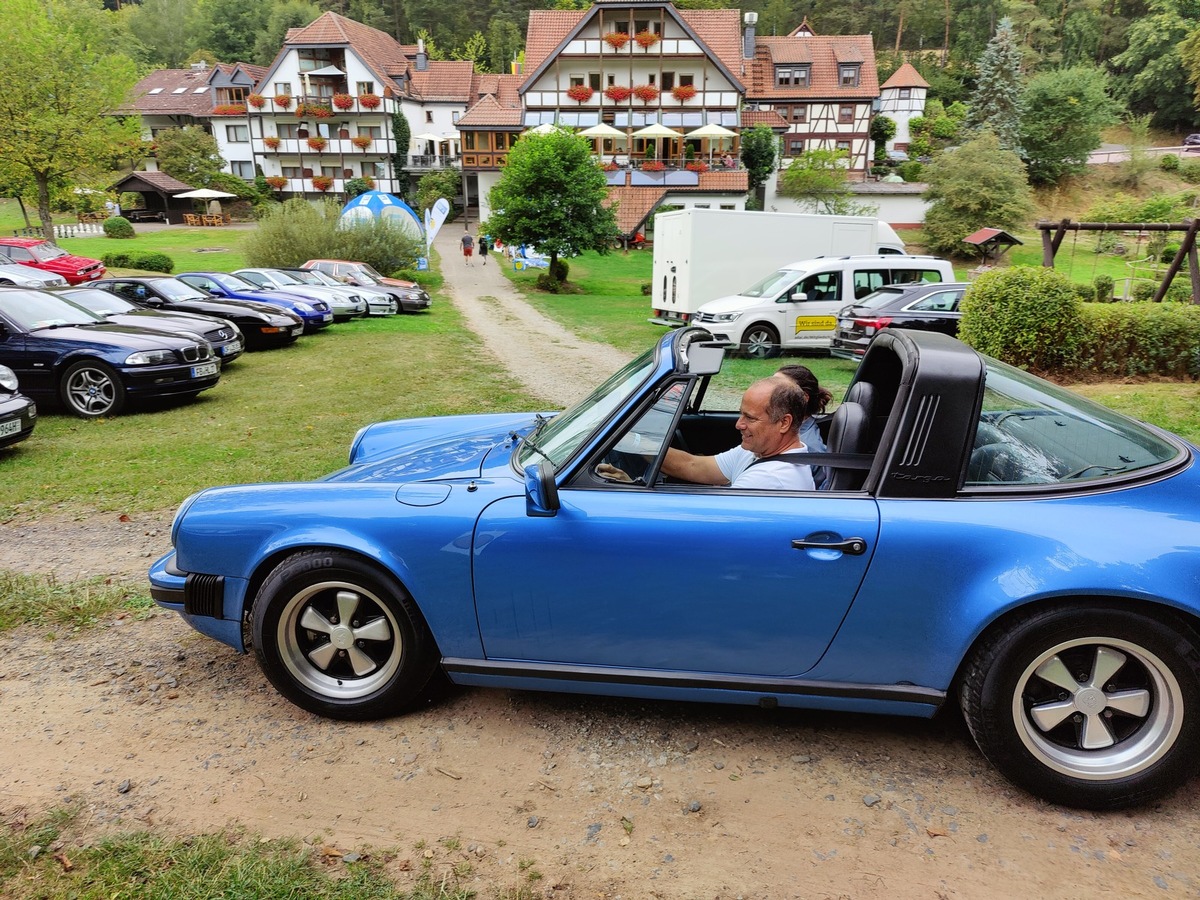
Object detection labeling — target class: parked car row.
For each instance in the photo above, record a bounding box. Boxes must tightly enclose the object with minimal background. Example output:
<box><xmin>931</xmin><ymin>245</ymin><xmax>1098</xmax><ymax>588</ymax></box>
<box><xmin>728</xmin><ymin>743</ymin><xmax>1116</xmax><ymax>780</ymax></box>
<box><xmin>0</xmin><ymin>260</ymin><xmax>431</xmax><ymax>441</ymax></box>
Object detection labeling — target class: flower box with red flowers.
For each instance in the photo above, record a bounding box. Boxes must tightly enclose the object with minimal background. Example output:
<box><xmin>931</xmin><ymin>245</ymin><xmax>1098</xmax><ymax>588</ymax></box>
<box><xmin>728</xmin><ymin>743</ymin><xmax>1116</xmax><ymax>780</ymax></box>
<box><xmin>685</xmin><ymin>161</ymin><xmax>709</xmax><ymax>173</ymax></box>
<box><xmin>671</xmin><ymin>85</ymin><xmax>697</xmax><ymax>101</ymax></box>
<box><xmin>311</xmin><ymin>176</ymin><xmax>334</xmax><ymax>191</ymax></box>
<box><xmin>603</xmin><ymin>161</ymin><xmax>621</xmax><ymax>171</ymax></box>
<box><xmin>272</xmin><ymin>94</ymin><xmax>293</xmax><ymax>109</ymax></box>
<box><xmin>247</xmin><ymin>94</ymin><xmax>266</xmax><ymax>109</ymax></box>
<box><xmin>265</xmin><ymin>176</ymin><xmax>288</xmax><ymax>190</ymax></box>
<box><xmin>603</xmin><ymin>32</ymin><xmax>630</xmax><ymax>49</ymax></box>
<box><xmin>306</xmin><ymin>136</ymin><xmax>328</xmax><ymax>151</ymax></box>
<box><xmin>213</xmin><ymin>103</ymin><xmax>246</xmax><ymax>115</ymax></box>
<box><xmin>358</xmin><ymin>93</ymin><xmax>381</xmax><ymax>109</ymax></box>
<box><xmin>351</xmin><ymin>136</ymin><xmax>373</xmax><ymax>150</ymax></box>
<box><xmin>604</xmin><ymin>85</ymin><xmax>632</xmax><ymax>102</ymax></box>
<box><xmin>263</xmin><ymin>136</ymin><xmax>281</xmax><ymax>149</ymax></box>
<box><xmin>566</xmin><ymin>84</ymin><xmax>595</xmax><ymax>102</ymax></box>
<box><xmin>642</xmin><ymin>161</ymin><xmax>665</xmax><ymax>172</ymax></box>
<box><xmin>632</xmin><ymin>84</ymin><xmax>660</xmax><ymax>102</ymax></box>
<box><xmin>634</xmin><ymin>30</ymin><xmax>660</xmax><ymax>48</ymax></box>
<box><xmin>332</xmin><ymin>93</ymin><xmax>355</xmax><ymax>110</ymax></box>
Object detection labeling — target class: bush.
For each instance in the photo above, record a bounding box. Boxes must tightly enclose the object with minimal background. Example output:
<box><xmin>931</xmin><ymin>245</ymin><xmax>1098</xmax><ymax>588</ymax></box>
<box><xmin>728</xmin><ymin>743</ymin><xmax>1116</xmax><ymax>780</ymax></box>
<box><xmin>536</xmin><ymin>271</ymin><xmax>566</xmax><ymax>292</ymax></box>
<box><xmin>243</xmin><ymin>198</ymin><xmax>422</xmax><ymax>272</ymax></box>
<box><xmin>1180</xmin><ymin>161</ymin><xmax>1200</xmax><ymax>184</ymax></box>
<box><xmin>1093</xmin><ymin>274</ymin><xmax>1114</xmax><ymax>302</ymax></box>
<box><xmin>1159</xmin><ymin>154</ymin><xmax>1181</xmax><ymax>172</ymax></box>
<box><xmin>100</xmin><ymin>250</ymin><xmax>173</xmax><ymax>273</ymax></box>
<box><xmin>102</xmin><ymin>216</ymin><xmax>135</xmax><ymax>239</ymax></box>
<box><xmin>958</xmin><ymin>267</ymin><xmax>1087</xmax><ymax>371</ymax></box>
<box><xmin>1131</xmin><ymin>281</ymin><xmax>1157</xmax><ymax>302</ymax></box>
<box><xmin>897</xmin><ymin>160</ymin><xmax>924</xmax><ymax>182</ymax></box>
<box><xmin>1161</xmin><ymin>243</ymin><xmax>1181</xmax><ymax>264</ymax></box>
<box><xmin>1078</xmin><ymin>302</ymin><xmax>1200</xmax><ymax>377</ymax></box>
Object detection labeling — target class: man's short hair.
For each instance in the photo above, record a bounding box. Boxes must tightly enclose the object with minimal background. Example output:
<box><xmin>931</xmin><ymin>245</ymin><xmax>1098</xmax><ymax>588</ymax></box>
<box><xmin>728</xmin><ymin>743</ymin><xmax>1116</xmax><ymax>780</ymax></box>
<box><xmin>760</xmin><ymin>378</ymin><xmax>807</xmax><ymax>430</ymax></box>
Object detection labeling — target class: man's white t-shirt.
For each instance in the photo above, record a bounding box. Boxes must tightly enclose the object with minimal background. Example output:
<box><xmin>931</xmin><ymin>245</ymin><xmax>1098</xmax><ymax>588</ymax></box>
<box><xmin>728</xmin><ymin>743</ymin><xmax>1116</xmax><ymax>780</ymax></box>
<box><xmin>715</xmin><ymin>444</ymin><xmax>815</xmax><ymax>491</ymax></box>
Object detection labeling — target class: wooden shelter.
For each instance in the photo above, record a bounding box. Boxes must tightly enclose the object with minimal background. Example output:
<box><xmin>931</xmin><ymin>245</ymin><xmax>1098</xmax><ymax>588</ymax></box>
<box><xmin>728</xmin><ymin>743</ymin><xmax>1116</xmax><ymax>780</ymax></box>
<box><xmin>108</xmin><ymin>171</ymin><xmax>198</xmax><ymax>224</ymax></box>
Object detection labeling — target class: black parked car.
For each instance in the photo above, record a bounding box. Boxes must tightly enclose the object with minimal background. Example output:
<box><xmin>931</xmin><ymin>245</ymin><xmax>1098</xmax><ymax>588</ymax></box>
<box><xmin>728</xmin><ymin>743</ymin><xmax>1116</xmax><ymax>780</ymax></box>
<box><xmin>831</xmin><ymin>282</ymin><xmax>970</xmax><ymax>361</ymax></box>
<box><xmin>0</xmin><ymin>363</ymin><xmax>36</xmax><ymax>449</ymax></box>
<box><xmin>95</xmin><ymin>277</ymin><xmax>303</xmax><ymax>351</ymax></box>
<box><xmin>52</xmin><ymin>287</ymin><xmax>244</xmax><ymax>364</ymax></box>
<box><xmin>0</xmin><ymin>289</ymin><xmax>219</xmax><ymax>418</ymax></box>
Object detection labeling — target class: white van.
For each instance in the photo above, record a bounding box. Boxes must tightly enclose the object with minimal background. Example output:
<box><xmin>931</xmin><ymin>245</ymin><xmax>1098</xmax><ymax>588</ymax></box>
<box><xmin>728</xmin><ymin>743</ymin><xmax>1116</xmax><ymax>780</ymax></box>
<box><xmin>692</xmin><ymin>255</ymin><xmax>956</xmax><ymax>357</ymax></box>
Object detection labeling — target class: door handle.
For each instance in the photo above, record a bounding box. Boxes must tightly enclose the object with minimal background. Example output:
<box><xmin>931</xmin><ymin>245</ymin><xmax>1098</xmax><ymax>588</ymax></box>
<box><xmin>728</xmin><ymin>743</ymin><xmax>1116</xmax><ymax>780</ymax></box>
<box><xmin>791</xmin><ymin>537</ymin><xmax>867</xmax><ymax>555</ymax></box>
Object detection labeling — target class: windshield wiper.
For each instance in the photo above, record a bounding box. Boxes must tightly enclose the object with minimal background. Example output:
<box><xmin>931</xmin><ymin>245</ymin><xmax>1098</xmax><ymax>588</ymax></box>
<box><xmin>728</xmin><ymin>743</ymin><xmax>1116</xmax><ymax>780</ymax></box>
<box><xmin>511</xmin><ymin>414</ymin><xmax>554</xmax><ymax>465</ymax></box>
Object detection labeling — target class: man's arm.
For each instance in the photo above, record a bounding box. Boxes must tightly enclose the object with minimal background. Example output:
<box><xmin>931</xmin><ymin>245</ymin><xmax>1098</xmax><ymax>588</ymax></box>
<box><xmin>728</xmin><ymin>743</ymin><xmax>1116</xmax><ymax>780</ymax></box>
<box><xmin>661</xmin><ymin>447</ymin><xmax>728</xmax><ymax>485</ymax></box>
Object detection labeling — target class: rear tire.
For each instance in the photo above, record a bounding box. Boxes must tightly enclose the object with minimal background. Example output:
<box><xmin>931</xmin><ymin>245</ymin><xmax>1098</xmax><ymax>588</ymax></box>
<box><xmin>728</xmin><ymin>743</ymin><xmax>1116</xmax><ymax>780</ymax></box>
<box><xmin>960</xmin><ymin>604</ymin><xmax>1200</xmax><ymax>809</ymax></box>
<box><xmin>742</xmin><ymin>324</ymin><xmax>781</xmax><ymax>359</ymax></box>
<box><xmin>251</xmin><ymin>550</ymin><xmax>440</xmax><ymax>720</ymax></box>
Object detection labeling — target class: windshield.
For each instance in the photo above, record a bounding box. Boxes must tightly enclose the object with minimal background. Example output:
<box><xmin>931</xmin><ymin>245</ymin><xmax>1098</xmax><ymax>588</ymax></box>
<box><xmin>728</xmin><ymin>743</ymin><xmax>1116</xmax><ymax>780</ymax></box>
<box><xmin>266</xmin><ymin>271</ymin><xmax>303</xmax><ymax>285</ymax></box>
<box><xmin>211</xmin><ymin>272</ymin><xmax>256</xmax><ymax>290</ymax></box>
<box><xmin>0</xmin><ymin>289</ymin><xmax>102</xmax><ymax>328</ymax></box>
<box><xmin>61</xmin><ymin>289</ymin><xmax>135</xmax><ymax>314</ymax></box>
<box><xmin>739</xmin><ymin>268</ymin><xmax>803</xmax><ymax>299</ymax></box>
<box><xmin>154</xmin><ymin>279</ymin><xmax>210</xmax><ymax>301</ymax></box>
<box><xmin>30</xmin><ymin>243</ymin><xmax>68</xmax><ymax>262</ymax></box>
<box><xmin>515</xmin><ymin>348</ymin><xmax>658</xmax><ymax>469</ymax></box>
<box><xmin>356</xmin><ymin>263</ymin><xmax>386</xmax><ymax>280</ymax></box>
<box><xmin>289</xmin><ymin>270</ymin><xmax>324</xmax><ymax>285</ymax></box>
<box><xmin>968</xmin><ymin>359</ymin><xmax>1182</xmax><ymax>486</ymax></box>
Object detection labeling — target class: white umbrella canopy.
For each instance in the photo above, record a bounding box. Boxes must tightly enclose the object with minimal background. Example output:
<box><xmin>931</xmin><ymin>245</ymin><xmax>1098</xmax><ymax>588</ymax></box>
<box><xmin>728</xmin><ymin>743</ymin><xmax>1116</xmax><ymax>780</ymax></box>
<box><xmin>632</xmin><ymin>124</ymin><xmax>680</xmax><ymax>138</ymax></box>
<box><xmin>174</xmin><ymin>188</ymin><xmax>237</xmax><ymax>199</ymax></box>
<box><xmin>413</xmin><ymin>133</ymin><xmax>444</xmax><ymax>142</ymax></box>
<box><xmin>525</xmin><ymin>123</ymin><xmax>561</xmax><ymax>134</ymax></box>
<box><xmin>579</xmin><ymin>123</ymin><xmax>626</xmax><ymax>138</ymax></box>
<box><xmin>687</xmin><ymin>124</ymin><xmax>737</xmax><ymax>138</ymax></box>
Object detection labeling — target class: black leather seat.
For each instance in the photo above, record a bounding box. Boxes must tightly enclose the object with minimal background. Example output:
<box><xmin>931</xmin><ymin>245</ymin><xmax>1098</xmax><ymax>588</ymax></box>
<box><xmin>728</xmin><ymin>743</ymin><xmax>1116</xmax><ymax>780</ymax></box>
<box><xmin>823</xmin><ymin>400</ymin><xmax>870</xmax><ymax>491</ymax></box>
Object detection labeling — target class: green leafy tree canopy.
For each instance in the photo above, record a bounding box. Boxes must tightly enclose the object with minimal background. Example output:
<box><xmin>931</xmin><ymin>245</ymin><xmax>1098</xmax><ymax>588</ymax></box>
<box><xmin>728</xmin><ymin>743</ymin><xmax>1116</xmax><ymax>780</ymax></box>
<box><xmin>484</xmin><ymin>128</ymin><xmax>619</xmax><ymax>277</ymax></box>
<box><xmin>778</xmin><ymin>148</ymin><xmax>877</xmax><ymax>216</ymax></box>
<box><xmin>967</xmin><ymin>17</ymin><xmax>1024</xmax><ymax>154</ymax></box>
<box><xmin>154</xmin><ymin>126</ymin><xmax>225</xmax><ymax>187</ymax></box>
<box><xmin>1019</xmin><ymin>65</ymin><xmax>1121</xmax><ymax>185</ymax></box>
<box><xmin>739</xmin><ymin>124</ymin><xmax>778</xmax><ymax>209</ymax></box>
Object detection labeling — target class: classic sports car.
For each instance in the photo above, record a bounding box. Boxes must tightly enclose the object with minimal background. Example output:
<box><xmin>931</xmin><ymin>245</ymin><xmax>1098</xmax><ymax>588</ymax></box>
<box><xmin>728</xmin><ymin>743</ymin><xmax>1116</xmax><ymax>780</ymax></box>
<box><xmin>149</xmin><ymin>326</ymin><xmax>1200</xmax><ymax>809</ymax></box>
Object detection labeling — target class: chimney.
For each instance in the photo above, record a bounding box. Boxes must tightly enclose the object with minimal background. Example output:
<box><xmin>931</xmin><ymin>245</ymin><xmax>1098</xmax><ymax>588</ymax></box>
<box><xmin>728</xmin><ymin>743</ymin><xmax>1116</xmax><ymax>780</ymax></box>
<box><xmin>416</xmin><ymin>38</ymin><xmax>428</xmax><ymax>72</ymax></box>
<box><xmin>743</xmin><ymin>12</ymin><xmax>758</xmax><ymax>59</ymax></box>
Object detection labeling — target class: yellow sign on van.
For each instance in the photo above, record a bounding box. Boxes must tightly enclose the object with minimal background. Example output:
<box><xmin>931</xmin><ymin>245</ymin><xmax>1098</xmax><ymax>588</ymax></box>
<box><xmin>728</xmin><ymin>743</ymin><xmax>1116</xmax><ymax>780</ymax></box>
<box><xmin>794</xmin><ymin>315</ymin><xmax>837</xmax><ymax>334</ymax></box>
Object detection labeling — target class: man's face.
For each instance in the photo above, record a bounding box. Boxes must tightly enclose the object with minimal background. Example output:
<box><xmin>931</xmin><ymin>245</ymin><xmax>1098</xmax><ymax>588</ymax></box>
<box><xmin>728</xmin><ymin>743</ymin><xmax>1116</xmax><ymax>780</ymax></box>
<box><xmin>736</xmin><ymin>382</ymin><xmax>791</xmax><ymax>457</ymax></box>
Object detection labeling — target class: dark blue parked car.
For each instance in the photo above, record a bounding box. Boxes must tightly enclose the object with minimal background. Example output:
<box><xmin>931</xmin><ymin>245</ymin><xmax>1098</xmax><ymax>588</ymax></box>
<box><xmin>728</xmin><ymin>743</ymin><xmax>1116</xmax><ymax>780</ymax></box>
<box><xmin>0</xmin><ymin>288</ymin><xmax>219</xmax><ymax>417</ymax></box>
<box><xmin>0</xmin><ymin>363</ymin><xmax>36</xmax><ymax>448</ymax></box>
<box><xmin>150</xmin><ymin>326</ymin><xmax>1200</xmax><ymax>809</ymax></box>
<box><xmin>177</xmin><ymin>271</ymin><xmax>333</xmax><ymax>333</ymax></box>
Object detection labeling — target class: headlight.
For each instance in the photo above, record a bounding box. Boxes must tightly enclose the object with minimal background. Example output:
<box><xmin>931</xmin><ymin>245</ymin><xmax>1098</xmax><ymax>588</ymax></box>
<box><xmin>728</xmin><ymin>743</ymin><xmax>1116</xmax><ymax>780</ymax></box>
<box><xmin>293</xmin><ymin>302</ymin><xmax>314</xmax><ymax>312</ymax></box>
<box><xmin>269</xmin><ymin>316</ymin><xmax>293</xmax><ymax>326</ymax></box>
<box><xmin>0</xmin><ymin>365</ymin><xmax>18</xmax><ymax>391</ymax></box>
<box><xmin>708</xmin><ymin>312</ymin><xmax>742</xmax><ymax>323</ymax></box>
<box><xmin>125</xmin><ymin>349</ymin><xmax>175</xmax><ymax>365</ymax></box>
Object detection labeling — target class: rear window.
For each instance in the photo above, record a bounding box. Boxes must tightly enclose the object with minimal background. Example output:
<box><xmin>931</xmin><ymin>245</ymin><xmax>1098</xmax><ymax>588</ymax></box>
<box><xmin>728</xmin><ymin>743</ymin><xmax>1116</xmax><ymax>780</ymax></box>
<box><xmin>965</xmin><ymin>360</ymin><xmax>1182</xmax><ymax>487</ymax></box>
<box><xmin>890</xmin><ymin>268</ymin><xmax>946</xmax><ymax>285</ymax></box>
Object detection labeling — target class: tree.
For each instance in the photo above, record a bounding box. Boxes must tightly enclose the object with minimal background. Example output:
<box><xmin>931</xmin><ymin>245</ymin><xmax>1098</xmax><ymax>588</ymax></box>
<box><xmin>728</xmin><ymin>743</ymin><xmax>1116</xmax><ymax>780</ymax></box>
<box><xmin>123</xmin><ymin>0</ymin><xmax>199</xmax><ymax>68</ymax></box>
<box><xmin>192</xmin><ymin>0</ymin><xmax>269</xmax><ymax>62</ymax></box>
<box><xmin>253</xmin><ymin>1</ymin><xmax>322</xmax><ymax>68</ymax></box>
<box><xmin>1112</xmin><ymin>0</ymin><xmax>1194</xmax><ymax>128</ymax></box>
<box><xmin>869</xmin><ymin>115</ymin><xmax>898</xmax><ymax>163</ymax></box>
<box><xmin>416</xmin><ymin>167</ymin><xmax>460</xmax><ymax>221</ymax></box>
<box><xmin>739</xmin><ymin>124</ymin><xmax>778</xmax><ymax>210</ymax></box>
<box><xmin>1019</xmin><ymin>65</ymin><xmax>1121</xmax><ymax>185</ymax></box>
<box><xmin>485</xmin><ymin>19</ymin><xmax>523</xmax><ymax>75</ymax></box>
<box><xmin>453</xmin><ymin>32</ymin><xmax>488</xmax><ymax>65</ymax></box>
<box><xmin>484</xmin><ymin>129</ymin><xmax>619</xmax><ymax>282</ymax></box>
<box><xmin>0</xmin><ymin>0</ymin><xmax>141</xmax><ymax>239</ymax></box>
<box><xmin>966</xmin><ymin>17</ymin><xmax>1024</xmax><ymax>153</ymax></box>
<box><xmin>921</xmin><ymin>131</ymin><xmax>1033</xmax><ymax>256</ymax></box>
<box><xmin>391</xmin><ymin>109</ymin><xmax>412</xmax><ymax>197</ymax></box>
<box><xmin>778</xmin><ymin>149</ymin><xmax>877</xmax><ymax>215</ymax></box>
<box><xmin>154</xmin><ymin>126</ymin><xmax>225</xmax><ymax>186</ymax></box>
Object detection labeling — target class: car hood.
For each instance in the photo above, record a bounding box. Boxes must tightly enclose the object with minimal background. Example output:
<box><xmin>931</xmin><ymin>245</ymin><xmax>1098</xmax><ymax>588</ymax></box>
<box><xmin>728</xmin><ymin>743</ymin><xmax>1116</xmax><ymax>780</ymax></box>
<box><xmin>38</xmin><ymin>254</ymin><xmax>103</xmax><ymax>273</ymax></box>
<box><xmin>697</xmin><ymin>294</ymin><xmax>761</xmax><ymax>314</ymax></box>
<box><xmin>202</xmin><ymin>298</ymin><xmax>301</xmax><ymax>320</ymax></box>
<box><xmin>104</xmin><ymin>310</ymin><xmax>233</xmax><ymax>333</ymax></box>
<box><xmin>28</xmin><ymin>322</ymin><xmax>200</xmax><ymax>350</ymax></box>
<box><xmin>330</xmin><ymin>411</ymin><xmax>544</xmax><ymax>482</ymax></box>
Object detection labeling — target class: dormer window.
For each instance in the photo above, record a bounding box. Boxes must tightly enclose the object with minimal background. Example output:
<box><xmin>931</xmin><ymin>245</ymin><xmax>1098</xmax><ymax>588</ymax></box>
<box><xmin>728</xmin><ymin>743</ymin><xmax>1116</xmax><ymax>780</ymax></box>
<box><xmin>776</xmin><ymin>66</ymin><xmax>810</xmax><ymax>88</ymax></box>
<box><xmin>840</xmin><ymin>65</ymin><xmax>861</xmax><ymax>87</ymax></box>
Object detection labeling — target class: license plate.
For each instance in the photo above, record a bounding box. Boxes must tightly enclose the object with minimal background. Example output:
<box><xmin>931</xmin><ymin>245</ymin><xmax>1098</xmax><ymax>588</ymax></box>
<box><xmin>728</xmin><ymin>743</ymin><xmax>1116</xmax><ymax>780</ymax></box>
<box><xmin>191</xmin><ymin>362</ymin><xmax>219</xmax><ymax>378</ymax></box>
<box><xmin>290</xmin><ymin>326</ymin><xmax>303</xmax><ymax>336</ymax></box>
<box><xmin>321</xmin><ymin>313</ymin><xmax>333</xmax><ymax>322</ymax></box>
<box><xmin>0</xmin><ymin>419</ymin><xmax>20</xmax><ymax>438</ymax></box>
<box><xmin>220</xmin><ymin>341</ymin><xmax>242</xmax><ymax>356</ymax></box>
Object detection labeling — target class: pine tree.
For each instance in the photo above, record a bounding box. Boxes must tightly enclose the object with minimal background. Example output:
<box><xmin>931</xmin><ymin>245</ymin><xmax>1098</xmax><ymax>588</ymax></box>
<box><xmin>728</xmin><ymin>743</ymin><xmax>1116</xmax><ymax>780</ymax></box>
<box><xmin>966</xmin><ymin>17</ymin><xmax>1024</xmax><ymax>155</ymax></box>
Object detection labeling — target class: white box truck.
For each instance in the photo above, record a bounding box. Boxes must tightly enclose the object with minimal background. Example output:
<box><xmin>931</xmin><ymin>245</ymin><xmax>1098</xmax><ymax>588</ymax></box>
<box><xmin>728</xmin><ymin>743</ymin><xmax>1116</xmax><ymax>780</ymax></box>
<box><xmin>650</xmin><ymin>208</ymin><xmax>907</xmax><ymax>326</ymax></box>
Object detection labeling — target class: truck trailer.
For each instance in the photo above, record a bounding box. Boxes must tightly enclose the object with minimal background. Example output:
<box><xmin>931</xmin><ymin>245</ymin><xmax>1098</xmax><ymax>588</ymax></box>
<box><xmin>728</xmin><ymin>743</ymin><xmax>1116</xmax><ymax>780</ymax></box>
<box><xmin>650</xmin><ymin>208</ymin><xmax>907</xmax><ymax>326</ymax></box>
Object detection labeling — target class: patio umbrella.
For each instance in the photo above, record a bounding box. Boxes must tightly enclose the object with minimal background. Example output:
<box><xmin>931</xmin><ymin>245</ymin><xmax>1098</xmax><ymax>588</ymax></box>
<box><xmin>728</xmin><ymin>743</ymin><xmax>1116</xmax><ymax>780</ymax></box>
<box><xmin>413</xmin><ymin>133</ymin><xmax>443</xmax><ymax>143</ymax></box>
<box><xmin>579</xmin><ymin>123</ymin><xmax>625</xmax><ymax>138</ymax></box>
<box><xmin>686</xmin><ymin>124</ymin><xmax>738</xmax><ymax>164</ymax></box>
<box><xmin>525</xmin><ymin>123</ymin><xmax>561</xmax><ymax>135</ymax></box>
<box><xmin>173</xmin><ymin>188</ymin><xmax>237</xmax><ymax>199</ymax></box>
<box><xmin>632</xmin><ymin>124</ymin><xmax>680</xmax><ymax>138</ymax></box>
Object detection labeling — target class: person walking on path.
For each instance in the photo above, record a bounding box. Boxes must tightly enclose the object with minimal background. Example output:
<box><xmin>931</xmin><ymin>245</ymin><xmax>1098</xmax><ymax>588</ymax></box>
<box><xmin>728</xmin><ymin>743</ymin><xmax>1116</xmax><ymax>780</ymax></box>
<box><xmin>461</xmin><ymin>231</ymin><xmax>474</xmax><ymax>265</ymax></box>
<box><xmin>478</xmin><ymin>234</ymin><xmax>490</xmax><ymax>265</ymax></box>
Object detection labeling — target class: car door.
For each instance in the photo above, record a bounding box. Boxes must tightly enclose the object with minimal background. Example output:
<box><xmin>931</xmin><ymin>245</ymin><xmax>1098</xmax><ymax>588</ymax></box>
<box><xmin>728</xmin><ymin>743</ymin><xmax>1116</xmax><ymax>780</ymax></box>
<box><xmin>0</xmin><ymin>310</ymin><xmax>56</xmax><ymax>398</ymax></box>
<box><xmin>471</xmin><ymin>484</ymin><xmax>879</xmax><ymax>677</ymax></box>
<box><xmin>782</xmin><ymin>270</ymin><xmax>845</xmax><ymax>347</ymax></box>
<box><xmin>900</xmin><ymin>288</ymin><xmax>965</xmax><ymax>337</ymax></box>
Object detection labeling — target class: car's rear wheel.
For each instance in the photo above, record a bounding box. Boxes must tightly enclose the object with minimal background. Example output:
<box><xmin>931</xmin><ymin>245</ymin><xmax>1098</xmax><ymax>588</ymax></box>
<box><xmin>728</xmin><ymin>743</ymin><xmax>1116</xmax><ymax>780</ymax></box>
<box><xmin>251</xmin><ymin>550</ymin><xmax>440</xmax><ymax>720</ymax></box>
<box><xmin>742</xmin><ymin>324</ymin><xmax>781</xmax><ymax>359</ymax></box>
<box><xmin>59</xmin><ymin>359</ymin><xmax>126</xmax><ymax>418</ymax></box>
<box><xmin>960</xmin><ymin>604</ymin><xmax>1200</xmax><ymax>809</ymax></box>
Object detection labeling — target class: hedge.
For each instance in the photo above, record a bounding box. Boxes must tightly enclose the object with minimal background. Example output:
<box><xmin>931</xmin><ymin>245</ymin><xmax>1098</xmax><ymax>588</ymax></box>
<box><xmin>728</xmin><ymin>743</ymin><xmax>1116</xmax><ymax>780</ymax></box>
<box><xmin>101</xmin><ymin>251</ymin><xmax>174</xmax><ymax>274</ymax></box>
<box><xmin>1078</xmin><ymin>302</ymin><xmax>1200</xmax><ymax>378</ymax></box>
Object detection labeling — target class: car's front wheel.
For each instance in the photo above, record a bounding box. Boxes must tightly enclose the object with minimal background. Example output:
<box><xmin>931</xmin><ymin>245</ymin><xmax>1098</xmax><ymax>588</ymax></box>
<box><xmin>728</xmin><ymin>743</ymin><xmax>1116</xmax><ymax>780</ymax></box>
<box><xmin>741</xmin><ymin>324</ymin><xmax>781</xmax><ymax>359</ymax></box>
<box><xmin>59</xmin><ymin>359</ymin><xmax>126</xmax><ymax>418</ymax></box>
<box><xmin>251</xmin><ymin>550</ymin><xmax>440</xmax><ymax>720</ymax></box>
<box><xmin>960</xmin><ymin>604</ymin><xmax>1200</xmax><ymax>809</ymax></box>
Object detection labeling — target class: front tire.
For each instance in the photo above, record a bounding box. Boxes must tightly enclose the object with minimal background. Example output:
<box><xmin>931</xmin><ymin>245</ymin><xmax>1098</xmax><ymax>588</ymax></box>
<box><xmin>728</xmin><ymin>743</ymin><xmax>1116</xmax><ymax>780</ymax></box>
<box><xmin>251</xmin><ymin>550</ymin><xmax>440</xmax><ymax>720</ymax></box>
<box><xmin>741</xmin><ymin>324</ymin><xmax>781</xmax><ymax>359</ymax></box>
<box><xmin>60</xmin><ymin>359</ymin><xmax>126</xmax><ymax>418</ymax></box>
<box><xmin>960</xmin><ymin>604</ymin><xmax>1200</xmax><ymax>809</ymax></box>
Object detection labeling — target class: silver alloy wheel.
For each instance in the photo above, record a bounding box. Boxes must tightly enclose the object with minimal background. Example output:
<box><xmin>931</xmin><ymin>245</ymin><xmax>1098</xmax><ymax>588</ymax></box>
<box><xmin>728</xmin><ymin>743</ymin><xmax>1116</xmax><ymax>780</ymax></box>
<box><xmin>1011</xmin><ymin>636</ymin><xmax>1184</xmax><ymax>781</ymax></box>
<box><xmin>743</xmin><ymin>326</ymin><xmax>780</xmax><ymax>359</ymax></box>
<box><xmin>65</xmin><ymin>364</ymin><xmax>118</xmax><ymax>415</ymax></box>
<box><xmin>276</xmin><ymin>580</ymin><xmax>403</xmax><ymax>700</ymax></box>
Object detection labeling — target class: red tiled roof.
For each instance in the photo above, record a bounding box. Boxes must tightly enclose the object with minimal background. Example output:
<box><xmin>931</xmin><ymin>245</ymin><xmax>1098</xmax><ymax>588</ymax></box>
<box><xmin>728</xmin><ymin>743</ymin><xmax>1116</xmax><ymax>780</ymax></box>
<box><xmin>121</xmin><ymin>68</ymin><xmax>214</xmax><ymax>115</ymax></box>
<box><xmin>522</xmin><ymin>10</ymin><xmax>587</xmax><ymax>82</ymax></box>
<box><xmin>881</xmin><ymin>62</ymin><xmax>930</xmax><ymax>90</ymax></box>
<box><xmin>409</xmin><ymin>60</ymin><xmax>475</xmax><ymax>102</ymax></box>
<box><xmin>458</xmin><ymin>94</ymin><xmax>523</xmax><ymax>128</ymax></box>
<box><xmin>111</xmin><ymin>171</ymin><xmax>196</xmax><ymax>193</ymax></box>
<box><xmin>741</xmin><ymin>109</ymin><xmax>789</xmax><ymax>129</ymax></box>
<box><xmin>283</xmin><ymin>12</ymin><xmax>411</xmax><ymax>95</ymax></box>
<box><xmin>605</xmin><ymin>171</ymin><xmax>749</xmax><ymax>235</ymax></box>
<box><xmin>748</xmin><ymin>34</ymin><xmax>879</xmax><ymax>101</ymax></box>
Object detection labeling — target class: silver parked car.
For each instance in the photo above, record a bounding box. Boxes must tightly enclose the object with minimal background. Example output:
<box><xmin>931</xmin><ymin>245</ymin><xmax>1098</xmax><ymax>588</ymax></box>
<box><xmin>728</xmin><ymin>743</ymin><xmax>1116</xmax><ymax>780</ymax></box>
<box><xmin>0</xmin><ymin>263</ymin><xmax>69</xmax><ymax>288</ymax></box>
<box><xmin>233</xmin><ymin>268</ymin><xmax>366</xmax><ymax>322</ymax></box>
<box><xmin>280</xmin><ymin>267</ymin><xmax>397</xmax><ymax>316</ymax></box>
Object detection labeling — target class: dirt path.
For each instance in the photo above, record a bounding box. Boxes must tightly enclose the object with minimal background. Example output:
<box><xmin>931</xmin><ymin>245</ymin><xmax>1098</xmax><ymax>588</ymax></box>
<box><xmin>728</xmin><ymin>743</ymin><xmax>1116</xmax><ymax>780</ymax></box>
<box><xmin>2</xmin><ymin>236</ymin><xmax>1199</xmax><ymax>897</ymax></box>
